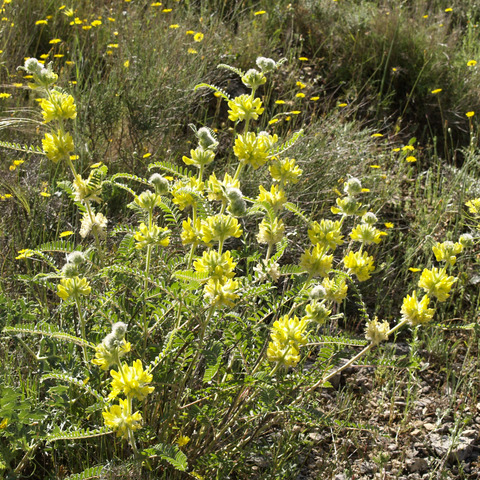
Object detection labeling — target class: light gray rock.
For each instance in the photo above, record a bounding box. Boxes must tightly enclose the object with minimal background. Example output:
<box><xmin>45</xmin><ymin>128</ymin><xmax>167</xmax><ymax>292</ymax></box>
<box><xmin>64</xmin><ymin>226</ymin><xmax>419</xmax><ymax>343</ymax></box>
<box><xmin>406</xmin><ymin>457</ymin><xmax>428</xmax><ymax>473</ymax></box>
<box><xmin>427</xmin><ymin>432</ymin><xmax>476</xmax><ymax>463</ymax></box>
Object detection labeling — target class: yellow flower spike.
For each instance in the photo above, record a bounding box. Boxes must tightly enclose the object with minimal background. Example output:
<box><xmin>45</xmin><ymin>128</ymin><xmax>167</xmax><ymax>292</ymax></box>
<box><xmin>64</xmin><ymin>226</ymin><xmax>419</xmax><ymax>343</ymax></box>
<box><xmin>227</xmin><ymin>94</ymin><xmax>264</xmax><ymax>123</ymax></box>
<box><xmin>207</xmin><ymin>172</ymin><xmax>239</xmax><ymax>202</ymax></box>
<box><xmin>267</xmin><ymin>315</ymin><xmax>309</xmax><ymax>367</ymax></box>
<box><xmin>303</xmin><ymin>300</ymin><xmax>331</xmax><ymax>325</ymax></box>
<box><xmin>134</xmin><ymin>190</ymin><xmax>161</xmax><ymax>210</ymax></box>
<box><xmin>201</xmin><ymin>214</ymin><xmax>242</xmax><ymax>244</ymax></box>
<box><xmin>300</xmin><ymin>244</ymin><xmax>333</xmax><ymax>278</ymax></box>
<box><xmin>418</xmin><ymin>267</ymin><xmax>457</xmax><ymax>302</ymax></box>
<box><xmin>203</xmin><ymin>277</ymin><xmax>239</xmax><ymax>308</ymax></box>
<box><xmin>269</xmin><ymin>157</ymin><xmax>302</xmax><ymax>186</ymax></box>
<box><xmin>331</xmin><ymin>196</ymin><xmax>366</xmax><ymax>216</ymax></box>
<box><xmin>182</xmin><ymin>146</ymin><xmax>215</xmax><ymax>168</ymax></box>
<box><xmin>350</xmin><ymin>224</ymin><xmax>387</xmax><ymax>245</ymax></box>
<box><xmin>308</xmin><ymin>219</ymin><xmax>343</xmax><ymax>251</ymax></box>
<box><xmin>102</xmin><ymin>398</ymin><xmax>143</xmax><ymax>439</ymax></box>
<box><xmin>256</xmin><ymin>217</ymin><xmax>285</xmax><ymax>246</ymax></box>
<box><xmin>181</xmin><ymin>217</ymin><xmax>204</xmax><ymax>246</ymax></box>
<box><xmin>177</xmin><ymin>436</ymin><xmax>191</xmax><ymax>447</ymax></box>
<box><xmin>42</xmin><ymin>130</ymin><xmax>74</xmax><ymax>163</ymax></box>
<box><xmin>365</xmin><ymin>317</ymin><xmax>390</xmax><ymax>346</ymax></box>
<box><xmin>57</xmin><ymin>276</ymin><xmax>91</xmax><ymax>300</ymax></box>
<box><xmin>133</xmin><ymin>222</ymin><xmax>170</xmax><ymax>249</ymax></box>
<box><xmin>400</xmin><ymin>291</ymin><xmax>435</xmax><ymax>326</ymax></box>
<box><xmin>256</xmin><ymin>184</ymin><xmax>286</xmax><ymax>213</ymax></box>
<box><xmin>233</xmin><ymin>131</ymin><xmax>277</xmax><ymax>170</ymax></box>
<box><xmin>39</xmin><ymin>90</ymin><xmax>77</xmax><ymax>123</ymax></box>
<box><xmin>193</xmin><ymin>250</ymin><xmax>237</xmax><ymax>281</ymax></box>
<box><xmin>466</xmin><ymin>198</ymin><xmax>480</xmax><ymax>215</ymax></box>
<box><xmin>432</xmin><ymin>240</ymin><xmax>463</xmax><ymax>266</ymax></box>
<box><xmin>93</xmin><ymin>341</ymin><xmax>131</xmax><ymax>371</ymax></box>
<box><xmin>271</xmin><ymin>315</ymin><xmax>308</xmax><ymax>347</ymax></box>
<box><xmin>267</xmin><ymin>341</ymin><xmax>300</xmax><ymax>368</ymax></box>
<box><xmin>109</xmin><ymin>359</ymin><xmax>154</xmax><ymax>401</ymax></box>
<box><xmin>343</xmin><ymin>250</ymin><xmax>375</xmax><ymax>282</ymax></box>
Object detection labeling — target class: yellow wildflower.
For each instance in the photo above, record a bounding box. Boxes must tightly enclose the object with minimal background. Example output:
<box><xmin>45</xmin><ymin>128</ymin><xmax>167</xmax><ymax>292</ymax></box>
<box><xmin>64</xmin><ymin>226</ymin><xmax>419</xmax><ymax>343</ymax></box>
<box><xmin>343</xmin><ymin>250</ymin><xmax>375</xmax><ymax>282</ymax></box>
<box><xmin>109</xmin><ymin>360</ymin><xmax>154</xmax><ymax>401</ymax></box>
<box><xmin>400</xmin><ymin>291</ymin><xmax>435</xmax><ymax>326</ymax></box>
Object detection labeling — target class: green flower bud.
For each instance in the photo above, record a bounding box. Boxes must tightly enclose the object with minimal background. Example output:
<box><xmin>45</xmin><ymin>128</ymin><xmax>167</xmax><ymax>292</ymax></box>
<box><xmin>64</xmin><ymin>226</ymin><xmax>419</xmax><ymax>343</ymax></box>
<box><xmin>134</xmin><ymin>190</ymin><xmax>161</xmax><ymax>210</ymax></box>
<box><xmin>61</xmin><ymin>263</ymin><xmax>79</xmax><ymax>278</ymax></box>
<box><xmin>67</xmin><ymin>251</ymin><xmax>86</xmax><ymax>266</ymax></box>
<box><xmin>227</xmin><ymin>188</ymin><xmax>246</xmax><ymax>217</ymax></box>
<box><xmin>242</xmin><ymin>68</ymin><xmax>267</xmax><ymax>89</ymax></box>
<box><xmin>459</xmin><ymin>233</ymin><xmax>474</xmax><ymax>249</ymax></box>
<box><xmin>112</xmin><ymin>322</ymin><xmax>127</xmax><ymax>339</ymax></box>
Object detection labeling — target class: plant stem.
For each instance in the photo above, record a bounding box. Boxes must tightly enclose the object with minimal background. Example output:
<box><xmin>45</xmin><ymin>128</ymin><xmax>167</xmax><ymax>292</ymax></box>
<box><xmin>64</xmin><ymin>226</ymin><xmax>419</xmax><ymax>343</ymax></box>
<box><xmin>74</xmin><ymin>293</ymin><xmax>88</xmax><ymax>363</ymax></box>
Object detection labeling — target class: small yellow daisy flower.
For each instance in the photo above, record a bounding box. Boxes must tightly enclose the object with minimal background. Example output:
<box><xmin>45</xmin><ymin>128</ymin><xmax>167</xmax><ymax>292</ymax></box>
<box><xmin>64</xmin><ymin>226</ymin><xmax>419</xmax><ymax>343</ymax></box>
<box><xmin>431</xmin><ymin>88</ymin><xmax>442</xmax><ymax>94</ymax></box>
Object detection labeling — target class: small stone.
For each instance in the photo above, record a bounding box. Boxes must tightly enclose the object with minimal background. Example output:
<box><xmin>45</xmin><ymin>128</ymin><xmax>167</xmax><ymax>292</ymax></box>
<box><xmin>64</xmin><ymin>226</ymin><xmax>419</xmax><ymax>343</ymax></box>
<box><xmin>424</xmin><ymin>422</ymin><xmax>436</xmax><ymax>431</ymax></box>
<box><xmin>407</xmin><ymin>457</ymin><xmax>429</xmax><ymax>473</ymax></box>
<box><xmin>427</xmin><ymin>433</ymin><xmax>475</xmax><ymax>463</ymax></box>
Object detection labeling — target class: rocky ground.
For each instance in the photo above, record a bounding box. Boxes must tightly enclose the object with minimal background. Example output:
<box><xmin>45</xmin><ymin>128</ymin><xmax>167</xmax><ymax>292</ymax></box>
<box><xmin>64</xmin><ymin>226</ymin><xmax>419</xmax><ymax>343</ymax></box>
<box><xmin>297</xmin><ymin>337</ymin><xmax>480</xmax><ymax>479</ymax></box>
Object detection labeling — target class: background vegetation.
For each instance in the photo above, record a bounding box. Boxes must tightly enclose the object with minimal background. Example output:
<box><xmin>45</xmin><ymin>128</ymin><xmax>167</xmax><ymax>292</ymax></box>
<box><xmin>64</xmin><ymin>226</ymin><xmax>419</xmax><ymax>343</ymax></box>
<box><xmin>1</xmin><ymin>0</ymin><xmax>480</xmax><ymax>478</ymax></box>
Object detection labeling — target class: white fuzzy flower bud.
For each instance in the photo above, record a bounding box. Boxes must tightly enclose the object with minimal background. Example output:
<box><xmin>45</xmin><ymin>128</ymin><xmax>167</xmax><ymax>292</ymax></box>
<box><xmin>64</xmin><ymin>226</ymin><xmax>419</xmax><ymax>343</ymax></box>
<box><xmin>149</xmin><ymin>174</ymin><xmax>169</xmax><ymax>195</ymax></box>
<box><xmin>459</xmin><ymin>233</ymin><xmax>474</xmax><ymax>248</ymax></box>
<box><xmin>310</xmin><ymin>285</ymin><xmax>326</xmax><ymax>300</ymax></box>
<box><xmin>24</xmin><ymin>58</ymin><xmax>43</xmax><ymax>74</ymax></box>
<box><xmin>256</xmin><ymin>56</ymin><xmax>277</xmax><ymax>73</ymax></box>
<box><xmin>344</xmin><ymin>177</ymin><xmax>362</xmax><ymax>196</ymax></box>
<box><xmin>362</xmin><ymin>212</ymin><xmax>378</xmax><ymax>225</ymax></box>
<box><xmin>197</xmin><ymin>127</ymin><xmax>218</xmax><ymax>150</ymax></box>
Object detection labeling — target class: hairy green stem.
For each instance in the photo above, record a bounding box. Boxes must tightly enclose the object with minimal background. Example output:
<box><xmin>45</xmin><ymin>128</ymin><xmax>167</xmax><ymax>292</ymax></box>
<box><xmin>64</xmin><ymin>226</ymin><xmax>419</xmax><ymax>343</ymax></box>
<box><xmin>74</xmin><ymin>293</ymin><xmax>88</xmax><ymax>363</ymax></box>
